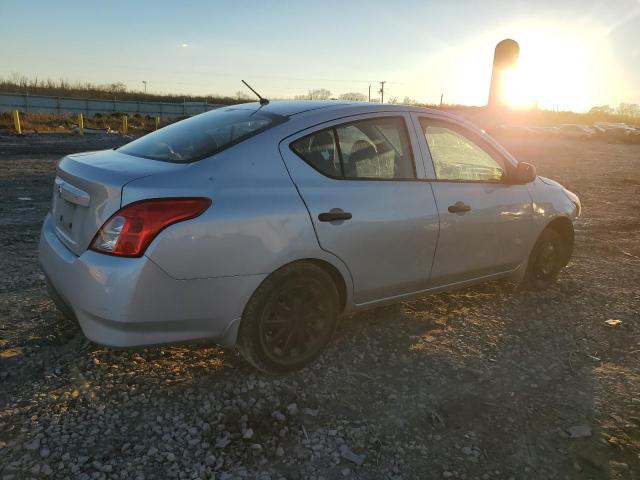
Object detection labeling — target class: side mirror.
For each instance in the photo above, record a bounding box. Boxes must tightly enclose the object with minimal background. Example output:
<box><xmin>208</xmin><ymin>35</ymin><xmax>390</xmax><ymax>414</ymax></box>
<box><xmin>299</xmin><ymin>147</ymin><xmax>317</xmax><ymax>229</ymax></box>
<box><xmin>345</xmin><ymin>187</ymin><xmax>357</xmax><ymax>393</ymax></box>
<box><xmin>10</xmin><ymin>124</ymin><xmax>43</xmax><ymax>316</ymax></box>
<box><xmin>515</xmin><ymin>162</ymin><xmax>536</xmax><ymax>184</ymax></box>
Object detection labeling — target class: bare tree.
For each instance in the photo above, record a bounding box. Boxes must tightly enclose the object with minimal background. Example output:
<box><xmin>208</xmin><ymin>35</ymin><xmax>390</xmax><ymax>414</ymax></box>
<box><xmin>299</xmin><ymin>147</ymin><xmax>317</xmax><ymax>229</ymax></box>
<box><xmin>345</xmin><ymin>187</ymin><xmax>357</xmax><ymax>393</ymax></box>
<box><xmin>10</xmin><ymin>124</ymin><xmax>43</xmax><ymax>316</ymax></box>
<box><xmin>235</xmin><ymin>90</ymin><xmax>251</xmax><ymax>100</ymax></box>
<box><xmin>616</xmin><ymin>103</ymin><xmax>640</xmax><ymax>118</ymax></box>
<box><xmin>295</xmin><ymin>89</ymin><xmax>332</xmax><ymax>100</ymax></box>
<box><xmin>339</xmin><ymin>92</ymin><xmax>367</xmax><ymax>102</ymax></box>
<box><xmin>107</xmin><ymin>82</ymin><xmax>127</xmax><ymax>95</ymax></box>
<box><xmin>589</xmin><ymin>105</ymin><xmax>614</xmax><ymax>115</ymax></box>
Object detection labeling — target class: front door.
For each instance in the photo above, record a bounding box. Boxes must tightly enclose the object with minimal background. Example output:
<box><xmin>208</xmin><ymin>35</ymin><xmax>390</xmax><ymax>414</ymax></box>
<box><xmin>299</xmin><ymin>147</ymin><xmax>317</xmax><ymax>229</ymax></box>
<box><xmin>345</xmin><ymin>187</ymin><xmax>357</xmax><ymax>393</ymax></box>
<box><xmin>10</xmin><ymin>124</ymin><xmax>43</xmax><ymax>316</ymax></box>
<box><xmin>280</xmin><ymin>113</ymin><xmax>439</xmax><ymax>304</ymax></box>
<box><xmin>413</xmin><ymin>115</ymin><xmax>534</xmax><ymax>286</ymax></box>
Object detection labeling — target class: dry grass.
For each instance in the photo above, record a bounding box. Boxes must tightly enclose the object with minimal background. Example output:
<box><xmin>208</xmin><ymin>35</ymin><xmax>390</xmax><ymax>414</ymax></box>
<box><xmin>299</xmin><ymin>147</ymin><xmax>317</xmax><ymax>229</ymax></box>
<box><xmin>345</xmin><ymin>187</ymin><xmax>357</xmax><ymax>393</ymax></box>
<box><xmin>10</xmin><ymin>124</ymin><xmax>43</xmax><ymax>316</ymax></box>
<box><xmin>0</xmin><ymin>112</ymin><xmax>172</xmax><ymax>134</ymax></box>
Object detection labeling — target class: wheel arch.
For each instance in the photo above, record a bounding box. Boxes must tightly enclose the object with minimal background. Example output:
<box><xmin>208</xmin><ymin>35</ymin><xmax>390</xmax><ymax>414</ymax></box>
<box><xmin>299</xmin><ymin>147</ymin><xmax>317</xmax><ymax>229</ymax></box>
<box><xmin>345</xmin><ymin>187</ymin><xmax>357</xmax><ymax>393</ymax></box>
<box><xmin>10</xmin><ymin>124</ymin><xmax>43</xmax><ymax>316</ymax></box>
<box><xmin>244</xmin><ymin>257</ymin><xmax>352</xmax><ymax>317</ymax></box>
<box><xmin>542</xmin><ymin>216</ymin><xmax>575</xmax><ymax>266</ymax></box>
<box><xmin>304</xmin><ymin>258</ymin><xmax>349</xmax><ymax>314</ymax></box>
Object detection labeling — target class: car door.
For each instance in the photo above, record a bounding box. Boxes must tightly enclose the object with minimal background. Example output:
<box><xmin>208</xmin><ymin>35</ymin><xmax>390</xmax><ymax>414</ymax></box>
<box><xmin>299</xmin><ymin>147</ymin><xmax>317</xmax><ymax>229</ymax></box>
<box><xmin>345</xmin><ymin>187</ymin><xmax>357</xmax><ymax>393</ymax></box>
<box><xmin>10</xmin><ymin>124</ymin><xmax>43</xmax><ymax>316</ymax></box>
<box><xmin>411</xmin><ymin>114</ymin><xmax>534</xmax><ymax>286</ymax></box>
<box><xmin>279</xmin><ymin>113</ymin><xmax>439</xmax><ymax>305</ymax></box>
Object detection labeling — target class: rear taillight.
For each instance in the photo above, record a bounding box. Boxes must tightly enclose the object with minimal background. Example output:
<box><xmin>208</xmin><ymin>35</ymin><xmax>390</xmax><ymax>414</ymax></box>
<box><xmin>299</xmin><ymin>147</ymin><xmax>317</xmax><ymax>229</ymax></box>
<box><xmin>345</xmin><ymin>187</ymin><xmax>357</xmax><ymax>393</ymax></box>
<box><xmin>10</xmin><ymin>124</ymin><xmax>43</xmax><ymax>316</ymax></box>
<box><xmin>90</xmin><ymin>198</ymin><xmax>211</xmax><ymax>257</ymax></box>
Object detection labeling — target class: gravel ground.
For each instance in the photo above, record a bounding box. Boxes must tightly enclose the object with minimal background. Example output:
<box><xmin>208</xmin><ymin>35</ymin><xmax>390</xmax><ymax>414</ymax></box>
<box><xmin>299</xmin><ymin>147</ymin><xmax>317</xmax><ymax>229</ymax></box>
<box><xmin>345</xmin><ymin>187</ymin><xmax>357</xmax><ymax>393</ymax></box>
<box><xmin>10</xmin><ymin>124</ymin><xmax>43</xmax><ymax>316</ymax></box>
<box><xmin>0</xmin><ymin>134</ymin><xmax>639</xmax><ymax>480</ymax></box>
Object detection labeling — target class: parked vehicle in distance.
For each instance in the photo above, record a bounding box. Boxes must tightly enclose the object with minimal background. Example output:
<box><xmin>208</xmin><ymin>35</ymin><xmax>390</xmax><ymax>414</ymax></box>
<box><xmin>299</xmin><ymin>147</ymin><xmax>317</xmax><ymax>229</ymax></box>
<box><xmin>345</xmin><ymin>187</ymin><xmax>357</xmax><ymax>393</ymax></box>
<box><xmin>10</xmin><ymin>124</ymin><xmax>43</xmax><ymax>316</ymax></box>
<box><xmin>39</xmin><ymin>101</ymin><xmax>581</xmax><ymax>374</ymax></box>
<box><xmin>527</xmin><ymin>126</ymin><xmax>559</xmax><ymax>137</ymax></box>
<box><xmin>557</xmin><ymin>124</ymin><xmax>595</xmax><ymax>139</ymax></box>
<box><xmin>593</xmin><ymin>122</ymin><xmax>639</xmax><ymax>143</ymax></box>
<box><xmin>490</xmin><ymin>124</ymin><xmax>559</xmax><ymax>140</ymax></box>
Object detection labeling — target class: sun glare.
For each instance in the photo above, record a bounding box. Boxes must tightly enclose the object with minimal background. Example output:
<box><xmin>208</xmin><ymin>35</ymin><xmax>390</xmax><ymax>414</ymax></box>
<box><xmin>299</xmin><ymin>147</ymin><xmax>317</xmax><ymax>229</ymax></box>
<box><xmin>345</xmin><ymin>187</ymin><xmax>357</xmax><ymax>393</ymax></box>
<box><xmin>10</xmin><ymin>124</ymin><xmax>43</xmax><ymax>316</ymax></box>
<box><xmin>500</xmin><ymin>26</ymin><xmax>600</xmax><ymax>111</ymax></box>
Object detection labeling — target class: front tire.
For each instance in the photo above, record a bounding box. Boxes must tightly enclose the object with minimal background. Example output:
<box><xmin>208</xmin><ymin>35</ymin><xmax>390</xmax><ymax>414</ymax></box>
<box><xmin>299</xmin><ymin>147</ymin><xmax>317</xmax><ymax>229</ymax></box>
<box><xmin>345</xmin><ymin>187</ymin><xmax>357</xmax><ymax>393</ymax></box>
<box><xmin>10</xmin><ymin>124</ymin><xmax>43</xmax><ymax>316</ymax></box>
<box><xmin>523</xmin><ymin>228</ymin><xmax>567</xmax><ymax>290</ymax></box>
<box><xmin>237</xmin><ymin>262</ymin><xmax>339</xmax><ymax>375</ymax></box>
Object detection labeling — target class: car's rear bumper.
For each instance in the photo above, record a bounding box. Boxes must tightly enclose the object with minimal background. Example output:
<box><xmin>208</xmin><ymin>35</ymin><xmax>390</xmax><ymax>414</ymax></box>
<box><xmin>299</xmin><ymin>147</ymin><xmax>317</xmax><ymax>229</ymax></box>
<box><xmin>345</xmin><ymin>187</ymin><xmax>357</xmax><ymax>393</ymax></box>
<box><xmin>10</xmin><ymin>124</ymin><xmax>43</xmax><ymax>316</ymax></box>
<box><xmin>38</xmin><ymin>213</ymin><xmax>265</xmax><ymax>348</ymax></box>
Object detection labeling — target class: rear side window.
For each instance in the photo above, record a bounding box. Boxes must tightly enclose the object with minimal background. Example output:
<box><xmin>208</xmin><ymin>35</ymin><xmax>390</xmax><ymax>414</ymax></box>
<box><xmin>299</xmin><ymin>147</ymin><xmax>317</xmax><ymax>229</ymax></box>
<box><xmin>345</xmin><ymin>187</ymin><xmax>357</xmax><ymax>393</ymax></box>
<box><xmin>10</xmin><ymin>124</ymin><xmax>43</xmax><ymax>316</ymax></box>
<box><xmin>291</xmin><ymin>117</ymin><xmax>415</xmax><ymax>180</ymax></box>
<box><xmin>119</xmin><ymin>108</ymin><xmax>287</xmax><ymax>162</ymax></box>
<box><xmin>290</xmin><ymin>129</ymin><xmax>341</xmax><ymax>177</ymax></box>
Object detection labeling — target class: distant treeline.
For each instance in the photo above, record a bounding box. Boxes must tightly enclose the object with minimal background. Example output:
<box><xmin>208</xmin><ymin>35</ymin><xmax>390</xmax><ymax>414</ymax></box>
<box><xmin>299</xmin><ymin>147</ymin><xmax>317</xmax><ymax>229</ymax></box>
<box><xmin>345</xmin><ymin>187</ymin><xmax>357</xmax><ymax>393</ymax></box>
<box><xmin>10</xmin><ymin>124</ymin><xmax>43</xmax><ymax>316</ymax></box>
<box><xmin>0</xmin><ymin>74</ymin><xmax>244</xmax><ymax>105</ymax></box>
<box><xmin>447</xmin><ymin>105</ymin><xmax>640</xmax><ymax>129</ymax></box>
<box><xmin>2</xmin><ymin>74</ymin><xmax>638</xmax><ymax>126</ymax></box>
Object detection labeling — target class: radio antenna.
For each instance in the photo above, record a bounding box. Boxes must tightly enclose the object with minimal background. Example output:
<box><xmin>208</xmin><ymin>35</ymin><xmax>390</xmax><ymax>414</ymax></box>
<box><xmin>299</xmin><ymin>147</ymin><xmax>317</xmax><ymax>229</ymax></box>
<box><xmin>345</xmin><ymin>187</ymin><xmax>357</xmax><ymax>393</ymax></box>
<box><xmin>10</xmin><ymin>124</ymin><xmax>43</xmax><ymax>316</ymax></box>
<box><xmin>241</xmin><ymin>80</ymin><xmax>269</xmax><ymax>105</ymax></box>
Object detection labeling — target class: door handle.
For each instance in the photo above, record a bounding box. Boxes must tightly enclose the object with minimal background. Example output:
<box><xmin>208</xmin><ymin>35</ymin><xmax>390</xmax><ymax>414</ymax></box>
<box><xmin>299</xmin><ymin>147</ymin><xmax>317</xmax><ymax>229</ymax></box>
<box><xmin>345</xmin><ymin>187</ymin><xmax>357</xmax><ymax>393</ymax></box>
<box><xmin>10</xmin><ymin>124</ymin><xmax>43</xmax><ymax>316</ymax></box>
<box><xmin>448</xmin><ymin>201</ymin><xmax>471</xmax><ymax>213</ymax></box>
<box><xmin>318</xmin><ymin>209</ymin><xmax>352</xmax><ymax>222</ymax></box>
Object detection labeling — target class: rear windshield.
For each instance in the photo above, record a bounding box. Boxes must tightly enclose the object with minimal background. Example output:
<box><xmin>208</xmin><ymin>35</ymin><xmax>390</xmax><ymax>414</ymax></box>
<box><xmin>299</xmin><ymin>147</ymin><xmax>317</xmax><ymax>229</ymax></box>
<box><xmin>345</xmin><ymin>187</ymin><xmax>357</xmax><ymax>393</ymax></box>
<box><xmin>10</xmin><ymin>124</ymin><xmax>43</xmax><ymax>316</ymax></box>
<box><xmin>118</xmin><ymin>108</ymin><xmax>287</xmax><ymax>162</ymax></box>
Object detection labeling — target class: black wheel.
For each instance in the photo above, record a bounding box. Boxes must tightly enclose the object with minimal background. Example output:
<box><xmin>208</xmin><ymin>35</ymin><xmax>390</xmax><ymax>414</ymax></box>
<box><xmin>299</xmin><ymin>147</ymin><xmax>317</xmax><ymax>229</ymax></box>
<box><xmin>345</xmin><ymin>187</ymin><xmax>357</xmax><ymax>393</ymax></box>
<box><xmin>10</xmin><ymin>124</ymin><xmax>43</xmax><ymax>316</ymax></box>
<box><xmin>237</xmin><ymin>262</ymin><xmax>339</xmax><ymax>375</ymax></box>
<box><xmin>523</xmin><ymin>228</ymin><xmax>567</xmax><ymax>290</ymax></box>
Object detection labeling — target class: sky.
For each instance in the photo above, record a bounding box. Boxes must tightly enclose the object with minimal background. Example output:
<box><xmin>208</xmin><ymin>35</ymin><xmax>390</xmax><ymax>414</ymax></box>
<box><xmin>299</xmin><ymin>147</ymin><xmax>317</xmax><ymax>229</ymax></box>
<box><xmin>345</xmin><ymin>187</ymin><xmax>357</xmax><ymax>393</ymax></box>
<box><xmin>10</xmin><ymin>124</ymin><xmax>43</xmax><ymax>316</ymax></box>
<box><xmin>1</xmin><ymin>0</ymin><xmax>639</xmax><ymax>111</ymax></box>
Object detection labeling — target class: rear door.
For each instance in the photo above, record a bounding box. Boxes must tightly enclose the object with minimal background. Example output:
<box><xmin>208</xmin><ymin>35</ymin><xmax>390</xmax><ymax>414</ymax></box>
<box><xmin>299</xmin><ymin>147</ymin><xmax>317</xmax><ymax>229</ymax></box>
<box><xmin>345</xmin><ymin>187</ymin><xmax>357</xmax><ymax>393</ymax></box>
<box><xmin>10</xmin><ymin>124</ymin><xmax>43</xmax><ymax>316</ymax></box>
<box><xmin>411</xmin><ymin>114</ymin><xmax>533</xmax><ymax>286</ymax></box>
<box><xmin>280</xmin><ymin>113</ymin><xmax>439</xmax><ymax>305</ymax></box>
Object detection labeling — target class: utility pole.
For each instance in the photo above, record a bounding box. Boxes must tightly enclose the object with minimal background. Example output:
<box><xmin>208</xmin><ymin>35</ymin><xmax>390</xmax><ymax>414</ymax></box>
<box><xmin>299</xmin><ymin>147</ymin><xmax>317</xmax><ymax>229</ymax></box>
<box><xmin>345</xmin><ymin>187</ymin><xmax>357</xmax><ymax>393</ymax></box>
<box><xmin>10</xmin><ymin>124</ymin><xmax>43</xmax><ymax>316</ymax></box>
<box><xmin>440</xmin><ymin>93</ymin><xmax>443</xmax><ymax>107</ymax></box>
<box><xmin>379</xmin><ymin>81</ymin><xmax>386</xmax><ymax>103</ymax></box>
<box><xmin>368</xmin><ymin>85</ymin><xmax>371</xmax><ymax>102</ymax></box>
<box><xmin>142</xmin><ymin>81</ymin><xmax>147</xmax><ymax>94</ymax></box>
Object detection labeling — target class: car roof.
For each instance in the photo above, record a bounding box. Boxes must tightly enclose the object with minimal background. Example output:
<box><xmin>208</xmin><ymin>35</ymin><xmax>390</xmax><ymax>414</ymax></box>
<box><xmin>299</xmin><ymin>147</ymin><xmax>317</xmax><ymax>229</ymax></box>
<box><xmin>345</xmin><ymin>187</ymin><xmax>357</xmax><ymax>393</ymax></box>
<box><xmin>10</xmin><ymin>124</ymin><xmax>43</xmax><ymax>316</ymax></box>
<box><xmin>229</xmin><ymin>100</ymin><xmax>447</xmax><ymax>118</ymax></box>
<box><xmin>227</xmin><ymin>100</ymin><xmax>351</xmax><ymax>116</ymax></box>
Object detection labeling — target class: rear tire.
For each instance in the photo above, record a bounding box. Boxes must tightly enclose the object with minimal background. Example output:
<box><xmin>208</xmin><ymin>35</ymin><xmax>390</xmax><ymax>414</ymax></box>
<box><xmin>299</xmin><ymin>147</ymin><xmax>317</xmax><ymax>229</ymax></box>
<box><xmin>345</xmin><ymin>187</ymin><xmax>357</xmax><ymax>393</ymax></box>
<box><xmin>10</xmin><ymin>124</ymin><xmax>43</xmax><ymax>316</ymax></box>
<box><xmin>237</xmin><ymin>262</ymin><xmax>339</xmax><ymax>375</ymax></box>
<box><xmin>522</xmin><ymin>228</ymin><xmax>567</xmax><ymax>290</ymax></box>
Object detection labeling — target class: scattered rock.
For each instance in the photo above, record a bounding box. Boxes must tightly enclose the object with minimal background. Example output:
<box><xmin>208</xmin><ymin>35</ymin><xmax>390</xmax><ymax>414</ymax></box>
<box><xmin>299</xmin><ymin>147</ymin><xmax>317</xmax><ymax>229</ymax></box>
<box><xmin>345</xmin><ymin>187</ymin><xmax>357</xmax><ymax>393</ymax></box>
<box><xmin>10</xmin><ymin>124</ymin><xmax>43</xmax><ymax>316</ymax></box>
<box><xmin>272</xmin><ymin>411</ymin><xmax>286</xmax><ymax>422</ymax></box>
<box><xmin>216</xmin><ymin>437</ymin><xmax>231</xmax><ymax>449</ymax></box>
<box><xmin>567</xmin><ymin>425</ymin><xmax>592</xmax><ymax>439</ymax></box>
<box><xmin>340</xmin><ymin>445</ymin><xmax>365</xmax><ymax>466</ymax></box>
<box><xmin>23</xmin><ymin>438</ymin><xmax>40</xmax><ymax>451</ymax></box>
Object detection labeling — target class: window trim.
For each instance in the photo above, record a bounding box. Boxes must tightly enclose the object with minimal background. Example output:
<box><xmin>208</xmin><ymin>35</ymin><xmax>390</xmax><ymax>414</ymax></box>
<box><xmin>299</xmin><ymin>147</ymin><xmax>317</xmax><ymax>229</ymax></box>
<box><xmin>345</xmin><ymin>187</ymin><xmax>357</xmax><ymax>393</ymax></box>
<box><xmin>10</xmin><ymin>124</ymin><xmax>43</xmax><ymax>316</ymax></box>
<box><xmin>419</xmin><ymin>118</ymin><xmax>516</xmax><ymax>184</ymax></box>
<box><xmin>289</xmin><ymin>115</ymin><xmax>418</xmax><ymax>181</ymax></box>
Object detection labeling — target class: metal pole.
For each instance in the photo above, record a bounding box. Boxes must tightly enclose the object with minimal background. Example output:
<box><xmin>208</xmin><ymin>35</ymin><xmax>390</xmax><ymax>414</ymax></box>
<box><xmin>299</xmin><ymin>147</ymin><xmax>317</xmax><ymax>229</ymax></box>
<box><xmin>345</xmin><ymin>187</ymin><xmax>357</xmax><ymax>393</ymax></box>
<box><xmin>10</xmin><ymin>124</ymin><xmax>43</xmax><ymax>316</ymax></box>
<box><xmin>142</xmin><ymin>81</ymin><xmax>147</xmax><ymax>94</ymax></box>
<box><xmin>379</xmin><ymin>81</ymin><xmax>386</xmax><ymax>103</ymax></box>
<box><xmin>368</xmin><ymin>85</ymin><xmax>371</xmax><ymax>102</ymax></box>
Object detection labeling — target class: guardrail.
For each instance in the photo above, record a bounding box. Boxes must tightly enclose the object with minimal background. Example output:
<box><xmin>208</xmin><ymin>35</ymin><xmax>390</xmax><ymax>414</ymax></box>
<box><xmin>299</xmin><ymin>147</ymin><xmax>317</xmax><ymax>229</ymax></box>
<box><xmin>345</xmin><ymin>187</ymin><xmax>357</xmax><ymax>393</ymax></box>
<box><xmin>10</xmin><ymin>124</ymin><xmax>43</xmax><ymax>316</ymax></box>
<box><xmin>0</xmin><ymin>92</ymin><xmax>224</xmax><ymax>118</ymax></box>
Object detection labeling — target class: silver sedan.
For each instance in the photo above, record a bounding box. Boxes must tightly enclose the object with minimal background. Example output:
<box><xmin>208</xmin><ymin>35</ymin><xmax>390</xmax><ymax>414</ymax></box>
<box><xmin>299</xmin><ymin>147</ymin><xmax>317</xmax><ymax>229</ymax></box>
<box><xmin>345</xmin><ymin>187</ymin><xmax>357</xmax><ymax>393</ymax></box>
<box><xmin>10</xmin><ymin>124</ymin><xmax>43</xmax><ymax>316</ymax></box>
<box><xmin>39</xmin><ymin>101</ymin><xmax>581</xmax><ymax>373</ymax></box>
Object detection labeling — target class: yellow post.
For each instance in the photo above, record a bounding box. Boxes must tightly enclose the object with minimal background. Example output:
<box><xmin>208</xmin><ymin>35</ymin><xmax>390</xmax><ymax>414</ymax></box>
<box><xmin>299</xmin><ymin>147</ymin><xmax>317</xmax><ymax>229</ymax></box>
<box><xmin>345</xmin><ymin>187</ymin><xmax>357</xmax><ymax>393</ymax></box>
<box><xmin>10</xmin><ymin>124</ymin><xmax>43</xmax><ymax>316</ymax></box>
<box><xmin>78</xmin><ymin>113</ymin><xmax>84</xmax><ymax>136</ymax></box>
<box><xmin>122</xmin><ymin>114</ymin><xmax>128</xmax><ymax>135</ymax></box>
<box><xmin>12</xmin><ymin>110</ymin><xmax>21</xmax><ymax>134</ymax></box>
<box><xmin>155</xmin><ymin>116</ymin><xmax>160</xmax><ymax>130</ymax></box>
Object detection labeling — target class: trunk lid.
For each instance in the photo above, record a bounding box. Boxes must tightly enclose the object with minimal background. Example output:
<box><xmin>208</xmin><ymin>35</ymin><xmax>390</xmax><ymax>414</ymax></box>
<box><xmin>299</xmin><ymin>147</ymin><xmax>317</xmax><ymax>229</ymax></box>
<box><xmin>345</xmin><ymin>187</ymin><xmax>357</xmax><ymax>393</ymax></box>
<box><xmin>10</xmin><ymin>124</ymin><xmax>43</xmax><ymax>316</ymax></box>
<box><xmin>52</xmin><ymin>149</ymin><xmax>184</xmax><ymax>255</ymax></box>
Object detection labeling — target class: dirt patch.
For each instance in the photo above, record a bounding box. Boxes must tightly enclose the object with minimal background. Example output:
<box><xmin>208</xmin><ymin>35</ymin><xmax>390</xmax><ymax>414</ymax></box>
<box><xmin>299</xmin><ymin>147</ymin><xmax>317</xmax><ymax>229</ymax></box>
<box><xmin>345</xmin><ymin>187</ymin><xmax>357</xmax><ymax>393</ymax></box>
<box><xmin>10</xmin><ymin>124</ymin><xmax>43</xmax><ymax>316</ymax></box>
<box><xmin>0</xmin><ymin>136</ymin><xmax>638</xmax><ymax>479</ymax></box>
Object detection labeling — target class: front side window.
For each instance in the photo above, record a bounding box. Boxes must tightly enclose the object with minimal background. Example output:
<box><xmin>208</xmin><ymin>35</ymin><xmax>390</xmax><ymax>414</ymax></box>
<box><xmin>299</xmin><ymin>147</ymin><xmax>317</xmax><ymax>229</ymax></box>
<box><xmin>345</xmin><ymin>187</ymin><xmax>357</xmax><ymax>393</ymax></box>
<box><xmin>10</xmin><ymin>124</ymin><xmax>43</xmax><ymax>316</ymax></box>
<box><xmin>420</xmin><ymin>120</ymin><xmax>505</xmax><ymax>182</ymax></box>
<box><xmin>291</xmin><ymin>117</ymin><xmax>416</xmax><ymax>180</ymax></box>
<box><xmin>119</xmin><ymin>108</ymin><xmax>286</xmax><ymax>162</ymax></box>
